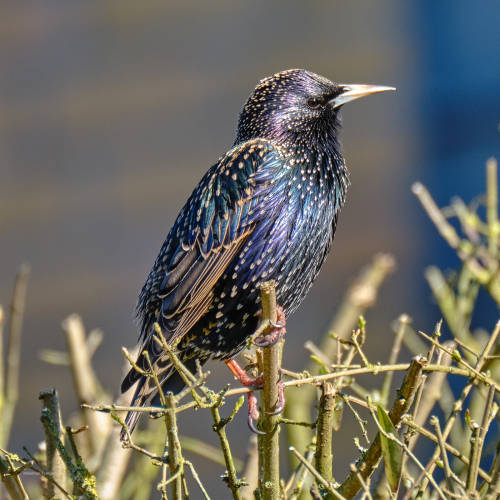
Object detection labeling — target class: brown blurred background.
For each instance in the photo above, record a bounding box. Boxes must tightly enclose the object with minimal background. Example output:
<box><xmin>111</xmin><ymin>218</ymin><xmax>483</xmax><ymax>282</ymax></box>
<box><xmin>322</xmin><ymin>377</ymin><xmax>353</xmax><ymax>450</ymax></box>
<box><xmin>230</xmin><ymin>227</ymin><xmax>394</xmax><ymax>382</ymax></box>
<box><xmin>1</xmin><ymin>0</ymin><xmax>500</xmax><ymax>496</ymax></box>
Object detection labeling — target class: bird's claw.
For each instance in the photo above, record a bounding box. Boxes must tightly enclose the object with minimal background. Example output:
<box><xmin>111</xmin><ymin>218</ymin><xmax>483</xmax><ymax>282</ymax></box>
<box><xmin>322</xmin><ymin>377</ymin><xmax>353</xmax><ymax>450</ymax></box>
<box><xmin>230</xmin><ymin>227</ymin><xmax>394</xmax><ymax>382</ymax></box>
<box><xmin>266</xmin><ymin>380</ymin><xmax>285</xmax><ymax>416</ymax></box>
<box><xmin>269</xmin><ymin>319</ymin><xmax>284</xmax><ymax>329</ymax></box>
<box><xmin>253</xmin><ymin>306</ymin><xmax>287</xmax><ymax>348</ymax></box>
<box><xmin>253</xmin><ymin>333</ymin><xmax>282</xmax><ymax>348</ymax></box>
<box><xmin>246</xmin><ymin>381</ymin><xmax>285</xmax><ymax>431</ymax></box>
<box><xmin>247</xmin><ymin>390</ymin><xmax>265</xmax><ymax>435</ymax></box>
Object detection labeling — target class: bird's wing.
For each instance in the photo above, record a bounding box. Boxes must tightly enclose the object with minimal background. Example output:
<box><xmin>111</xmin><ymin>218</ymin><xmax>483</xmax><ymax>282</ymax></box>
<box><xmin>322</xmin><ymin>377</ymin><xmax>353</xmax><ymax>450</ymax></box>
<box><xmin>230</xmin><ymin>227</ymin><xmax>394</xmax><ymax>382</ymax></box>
<box><xmin>121</xmin><ymin>139</ymin><xmax>285</xmax><ymax>394</ymax></box>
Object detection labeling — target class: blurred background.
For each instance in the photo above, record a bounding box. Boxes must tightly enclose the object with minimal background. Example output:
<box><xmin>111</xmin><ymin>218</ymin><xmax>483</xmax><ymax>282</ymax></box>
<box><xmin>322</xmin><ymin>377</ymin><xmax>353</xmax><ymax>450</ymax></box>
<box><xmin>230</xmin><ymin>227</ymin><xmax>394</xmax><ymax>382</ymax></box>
<box><xmin>1</xmin><ymin>0</ymin><xmax>500</xmax><ymax>495</ymax></box>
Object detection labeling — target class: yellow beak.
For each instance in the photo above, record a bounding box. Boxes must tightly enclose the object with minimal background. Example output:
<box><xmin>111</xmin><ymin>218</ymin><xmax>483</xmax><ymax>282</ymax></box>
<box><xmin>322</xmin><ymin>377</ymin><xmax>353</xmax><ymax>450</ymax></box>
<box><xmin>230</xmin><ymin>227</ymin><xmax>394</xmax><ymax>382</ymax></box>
<box><xmin>330</xmin><ymin>84</ymin><xmax>396</xmax><ymax>109</ymax></box>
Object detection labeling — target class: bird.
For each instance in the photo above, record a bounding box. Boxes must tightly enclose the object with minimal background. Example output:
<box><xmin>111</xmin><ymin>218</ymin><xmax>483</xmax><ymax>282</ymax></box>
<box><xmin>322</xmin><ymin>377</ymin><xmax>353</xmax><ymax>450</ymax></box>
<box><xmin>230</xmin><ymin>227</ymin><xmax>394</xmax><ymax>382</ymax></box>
<box><xmin>120</xmin><ymin>69</ymin><xmax>394</xmax><ymax>437</ymax></box>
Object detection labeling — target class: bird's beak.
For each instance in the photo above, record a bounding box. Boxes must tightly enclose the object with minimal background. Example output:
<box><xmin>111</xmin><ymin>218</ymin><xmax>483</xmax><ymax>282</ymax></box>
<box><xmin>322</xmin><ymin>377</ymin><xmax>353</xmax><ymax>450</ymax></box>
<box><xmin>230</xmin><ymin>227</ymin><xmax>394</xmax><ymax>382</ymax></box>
<box><xmin>330</xmin><ymin>84</ymin><xmax>396</xmax><ymax>109</ymax></box>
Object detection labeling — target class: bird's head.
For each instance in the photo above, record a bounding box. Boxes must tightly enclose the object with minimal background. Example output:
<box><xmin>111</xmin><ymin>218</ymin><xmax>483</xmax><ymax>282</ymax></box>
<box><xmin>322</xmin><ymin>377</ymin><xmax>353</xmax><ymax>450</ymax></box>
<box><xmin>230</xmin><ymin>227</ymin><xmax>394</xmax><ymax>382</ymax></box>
<box><xmin>236</xmin><ymin>69</ymin><xmax>394</xmax><ymax>152</ymax></box>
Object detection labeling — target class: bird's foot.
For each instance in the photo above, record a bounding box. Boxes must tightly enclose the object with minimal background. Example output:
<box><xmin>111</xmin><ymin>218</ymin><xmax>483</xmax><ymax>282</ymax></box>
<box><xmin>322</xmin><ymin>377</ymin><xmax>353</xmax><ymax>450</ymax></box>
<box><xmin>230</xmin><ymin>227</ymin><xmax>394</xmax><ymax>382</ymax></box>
<box><xmin>225</xmin><ymin>358</ymin><xmax>285</xmax><ymax>433</ymax></box>
<box><xmin>225</xmin><ymin>358</ymin><xmax>264</xmax><ymax>434</ymax></box>
<box><xmin>253</xmin><ymin>306</ymin><xmax>287</xmax><ymax>348</ymax></box>
<box><xmin>246</xmin><ymin>380</ymin><xmax>285</xmax><ymax>433</ymax></box>
<box><xmin>225</xmin><ymin>358</ymin><xmax>264</xmax><ymax>388</ymax></box>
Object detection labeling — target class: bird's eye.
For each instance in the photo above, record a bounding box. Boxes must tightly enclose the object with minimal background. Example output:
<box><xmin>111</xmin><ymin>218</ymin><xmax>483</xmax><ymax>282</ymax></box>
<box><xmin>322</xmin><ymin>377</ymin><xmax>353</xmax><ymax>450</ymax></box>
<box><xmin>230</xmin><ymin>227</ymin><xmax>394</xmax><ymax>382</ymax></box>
<box><xmin>307</xmin><ymin>97</ymin><xmax>324</xmax><ymax>110</ymax></box>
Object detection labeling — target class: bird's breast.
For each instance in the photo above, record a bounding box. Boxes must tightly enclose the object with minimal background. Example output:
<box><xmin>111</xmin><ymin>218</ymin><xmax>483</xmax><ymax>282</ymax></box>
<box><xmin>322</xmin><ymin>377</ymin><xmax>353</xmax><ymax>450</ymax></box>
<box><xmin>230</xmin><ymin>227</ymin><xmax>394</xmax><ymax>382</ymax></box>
<box><xmin>237</xmin><ymin>151</ymin><xmax>347</xmax><ymax>314</ymax></box>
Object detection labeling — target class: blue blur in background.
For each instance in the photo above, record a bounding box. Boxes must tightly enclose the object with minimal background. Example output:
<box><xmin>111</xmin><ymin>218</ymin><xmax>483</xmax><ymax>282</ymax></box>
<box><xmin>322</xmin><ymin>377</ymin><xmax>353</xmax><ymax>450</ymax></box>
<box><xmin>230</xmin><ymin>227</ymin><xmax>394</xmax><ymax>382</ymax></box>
<box><xmin>1</xmin><ymin>0</ymin><xmax>500</xmax><ymax>495</ymax></box>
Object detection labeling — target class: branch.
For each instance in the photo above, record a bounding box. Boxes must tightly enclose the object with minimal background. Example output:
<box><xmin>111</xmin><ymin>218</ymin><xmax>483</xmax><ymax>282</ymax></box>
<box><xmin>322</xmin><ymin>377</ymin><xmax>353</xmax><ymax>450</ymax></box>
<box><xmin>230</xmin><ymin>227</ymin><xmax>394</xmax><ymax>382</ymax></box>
<box><xmin>413</xmin><ymin>321</ymin><xmax>499</xmax><ymax>495</ymax></box>
<box><xmin>164</xmin><ymin>392</ymin><xmax>183</xmax><ymax>499</ymax></box>
<box><xmin>0</xmin><ymin>454</ymin><xmax>29</xmax><ymax>500</ymax></box>
<box><xmin>39</xmin><ymin>411</ymin><xmax>97</xmax><ymax>498</ymax></box>
<box><xmin>96</xmin><ymin>393</ymin><xmax>133</xmax><ymax>500</ymax></box>
<box><xmin>39</xmin><ymin>388</ymin><xmax>67</xmax><ymax>499</ymax></box>
<box><xmin>257</xmin><ymin>280</ymin><xmax>283</xmax><ymax>500</ymax></box>
<box><xmin>401</xmin><ymin>415</ymin><xmax>491</xmax><ymax>482</ymax></box>
<box><xmin>486</xmin><ymin>157</ymin><xmax>499</xmax><ymax>258</ymax></box>
<box><xmin>289</xmin><ymin>447</ymin><xmax>344</xmax><ymax>499</ymax></box>
<box><xmin>466</xmin><ymin>385</ymin><xmax>495</xmax><ymax>495</ymax></box>
<box><xmin>380</xmin><ymin>314</ymin><xmax>409</xmax><ymax>406</ymax></box>
<box><xmin>1</xmin><ymin>264</ymin><xmax>30</xmax><ymax>449</ymax></box>
<box><xmin>338</xmin><ymin>356</ymin><xmax>426</xmax><ymax>498</ymax></box>
<box><xmin>313</xmin><ymin>382</ymin><xmax>335</xmax><ymax>494</ymax></box>
<box><xmin>211</xmin><ymin>397</ymin><xmax>244</xmax><ymax>499</ymax></box>
<box><xmin>62</xmin><ymin>314</ymin><xmax>109</xmax><ymax>457</ymax></box>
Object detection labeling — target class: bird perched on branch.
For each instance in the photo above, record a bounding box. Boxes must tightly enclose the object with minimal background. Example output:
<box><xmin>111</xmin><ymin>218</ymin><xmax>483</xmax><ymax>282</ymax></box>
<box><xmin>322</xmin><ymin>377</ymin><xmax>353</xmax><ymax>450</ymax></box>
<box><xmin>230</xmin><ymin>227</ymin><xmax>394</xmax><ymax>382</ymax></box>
<box><xmin>121</xmin><ymin>69</ymin><xmax>394</xmax><ymax>437</ymax></box>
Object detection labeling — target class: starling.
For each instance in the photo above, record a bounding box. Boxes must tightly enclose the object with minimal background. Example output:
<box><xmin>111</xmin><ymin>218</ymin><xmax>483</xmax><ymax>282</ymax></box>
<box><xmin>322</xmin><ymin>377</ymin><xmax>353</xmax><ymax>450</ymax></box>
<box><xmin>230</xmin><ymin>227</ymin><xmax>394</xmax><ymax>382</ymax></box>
<box><xmin>121</xmin><ymin>69</ymin><xmax>394</xmax><ymax>435</ymax></box>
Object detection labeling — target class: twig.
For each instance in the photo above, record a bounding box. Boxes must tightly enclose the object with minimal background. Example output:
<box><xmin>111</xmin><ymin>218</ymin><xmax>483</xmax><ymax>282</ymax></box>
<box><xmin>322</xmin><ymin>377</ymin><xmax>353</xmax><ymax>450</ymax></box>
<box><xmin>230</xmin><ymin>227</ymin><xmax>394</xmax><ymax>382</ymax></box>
<box><xmin>467</xmin><ymin>385</ymin><xmax>495</xmax><ymax>495</ymax></box>
<box><xmin>97</xmin><ymin>392</ymin><xmax>133</xmax><ymax>500</ymax></box>
<box><xmin>85</xmin><ymin>360</ymin><xmax>500</xmax><ymax>414</ymax></box>
<box><xmin>257</xmin><ymin>280</ymin><xmax>283</xmax><ymax>500</ymax></box>
<box><xmin>466</xmin><ymin>423</ymin><xmax>481</xmax><ymax>496</ymax></box>
<box><xmin>39</xmin><ymin>411</ymin><xmax>98</xmax><ymax>498</ymax></box>
<box><xmin>164</xmin><ymin>392</ymin><xmax>183</xmax><ymax>499</ymax></box>
<box><xmin>412</xmin><ymin>184</ymin><xmax>481</xmax><ymax>262</ymax></box>
<box><xmin>62</xmin><ymin>314</ymin><xmax>108</xmax><ymax>457</ymax></box>
<box><xmin>185</xmin><ymin>460</ymin><xmax>211</xmax><ymax>500</ymax></box>
<box><xmin>1</xmin><ymin>264</ymin><xmax>30</xmax><ymax>449</ymax></box>
<box><xmin>380</xmin><ymin>314</ymin><xmax>409</xmax><ymax>406</ymax></box>
<box><xmin>415</xmin><ymin>321</ymin><xmax>499</xmax><ymax>495</ymax></box>
<box><xmin>289</xmin><ymin>447</ymin><xmax>345</xmax><ymax>499</ymax></box>
<box><xmin>366</xmin><ymin>401</ymin><xmax>447</xmax><ymax>500</ymax></box>
<box><xmin>112</xmin><ymin>413</ymin><xmax>166</xmax><ymax>462</ymax></box>
<box><xmin>338</xmin><ymin>356</ymin><xmax>426</xmax><ymax>499</ymax></box>
<box><xmin>401</xmin><ymin>416</ymin><xmax>491</xmax><ymax>482</ymax></box>
<box><xmin>287</xmin><ymin>447</ymin><xmax>315</xmax><ymax>500</ymax></box>
<box><xmin>430</xmin><ymin>416</ymin><xmax>453</xmax><ymax>493</ymax></box>
<box><xmin>485</xmin><ymin>442</ymin><xmax>500</xmax><ymax>500</ymax></box>
<box><xmin>0</xmin><ymin>454</ymin><xmax>29</xmax><ymax>500</ymax></box>
<box><xmin>314</xmin><ymin>382</ymin><xmax>336</xmax><ymax>494</ymax></box>
<box><xmin>39</xmin><ymin>388</ymin><xmax>67</xmax><ymax>499</ymax></box>
<box><xmin>486</xmin><ymin>157</ymin><xmax>499</xmax><ymax>258</ymax></box>
<box><xmin>211</xmin><ymin>397</ymin><xmax>244</xmax><ymax>499</ymax></box>
<box><xmin>83</xmin><ymin>402</ymin><xmax>165</xmax><ymax>414</ymax></box>
<box><xmin>119</xmin><ymin>421</ymin><xmax>166</xmax><ymax>500</ymax></box>
<box><xmin>349</xmin><ymin>463</ymin><xmax>372</xmax><ymax>500</ymax></box>
<box><xmin>414</xmin><ymin>181</ymin><xmax>500</xmax><ymax>304</ymax></box>
<box><xmin>409</xmin><ymin>345</ymin><xmax>453</xmax><ymax>451</ymax></box>
<box><xmin>343</xmin><ymin>396</ymin><xmax>369</xmax><ymax>444</ymax></box>
<box><xmin>417</xmin><ymin>328</ymin><xmax>500</xmax><ymax>388</ymax></box>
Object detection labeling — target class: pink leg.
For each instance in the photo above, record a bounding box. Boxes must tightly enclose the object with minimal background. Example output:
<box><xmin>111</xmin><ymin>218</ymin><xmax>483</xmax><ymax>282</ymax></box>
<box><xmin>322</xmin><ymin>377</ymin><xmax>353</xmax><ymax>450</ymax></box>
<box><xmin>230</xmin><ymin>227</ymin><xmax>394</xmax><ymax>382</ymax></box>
<box><xmin>225</xmin><ymin>359</ymin><xmax>264</xmax><ymax>434</ymax></box>
<box><xmin>225</xmin><ymin>359</ymin><xmax>263</xmax><ymax>387</ymax></box>
<box><xmin>253</xmin><ymin>306</ymin><xmax>287</xmax><ymax>348</ymax></box>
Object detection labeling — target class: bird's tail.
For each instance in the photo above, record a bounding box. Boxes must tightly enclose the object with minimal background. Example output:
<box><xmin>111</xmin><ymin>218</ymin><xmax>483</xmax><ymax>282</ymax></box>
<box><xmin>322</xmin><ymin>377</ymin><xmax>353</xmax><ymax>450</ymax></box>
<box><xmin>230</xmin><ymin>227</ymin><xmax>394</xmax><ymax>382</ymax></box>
<box><xmin>120</xmin><ymin>353</ymin><xmax>198</xmax><ymax>441</ymax></box>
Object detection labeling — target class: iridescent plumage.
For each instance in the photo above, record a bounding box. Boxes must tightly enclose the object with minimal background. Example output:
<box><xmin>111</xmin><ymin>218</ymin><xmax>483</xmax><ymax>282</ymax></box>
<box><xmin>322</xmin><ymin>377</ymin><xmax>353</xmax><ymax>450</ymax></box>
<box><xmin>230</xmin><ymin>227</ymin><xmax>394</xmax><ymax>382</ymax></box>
<box><xmin>121</xmin><ymin>69</ymin><xmax>393</xmax><ymax>434</ymax></box>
